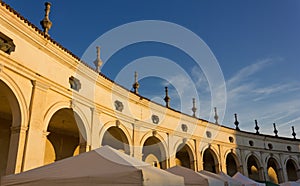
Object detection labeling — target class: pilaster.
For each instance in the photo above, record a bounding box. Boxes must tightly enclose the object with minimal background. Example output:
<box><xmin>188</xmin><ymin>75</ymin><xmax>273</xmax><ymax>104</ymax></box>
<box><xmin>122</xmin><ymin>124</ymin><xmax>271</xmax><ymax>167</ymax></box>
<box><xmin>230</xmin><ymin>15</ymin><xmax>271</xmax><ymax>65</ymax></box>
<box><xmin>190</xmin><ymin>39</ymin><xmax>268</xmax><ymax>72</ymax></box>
<box><xmin>6</xmin><ymin>126</ymin><xmax>28</xmax><ymax>174</ymax></box>
<box><xmin>132</xmin><ymin>123</ymin><xmax>143</xmax><ymax>160</ymax></box>
<box><xmin>22</xmin><ymin>80</ymin><xmax>49</xmax><ymax>171</ymax></box>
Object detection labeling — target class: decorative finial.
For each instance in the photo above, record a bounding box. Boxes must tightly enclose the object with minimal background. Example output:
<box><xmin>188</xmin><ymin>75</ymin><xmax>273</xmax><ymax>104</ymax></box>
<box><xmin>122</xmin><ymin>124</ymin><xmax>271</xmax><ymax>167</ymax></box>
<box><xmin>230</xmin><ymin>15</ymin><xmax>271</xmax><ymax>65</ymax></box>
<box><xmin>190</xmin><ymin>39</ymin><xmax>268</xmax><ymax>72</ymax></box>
<box><xmin>192</xmin><ymin>98</ymin><xmax>197</xmax><ymax>117</ymax></box>
<box><xmin>93</xmin><ymin>46</ymin><xmax>103</xmax><ymax>72</ymax></box>
<box><xmin>40</xmin><ymin>2</ymin><xmax>52</xmax><ymax>36</ymax></box>
<box><xmin>273</xmin><ymin>123</ymin><xmax>278</xmax><ymax>137</ymax></box>
<box><xmin>164</xmin><ymin>86</ymin><xmax>170</xmax><ymax>108</ymax></box>
<box><xmin>132</xmin><ymin>71</ymin><xmax>140</xmax><ymax>94</ymax></box>
<box><xmin>214</xmin><ymin>107</ymin><xmax>219</xmax><ymax>124</ymax></box>
<box><xmin>234</xmin><ymin>113</ymin><xmax>240</xmax><ymax>131</ymax></box>
<box><xmin>292</xmin><ymin>126</ymin><xmax>296</xmax><ymax>139</ymax></box>
<box><xmin>254</xmin><ymin>120</ymin><xmax>260</xmax><ymax>134</ymax></box>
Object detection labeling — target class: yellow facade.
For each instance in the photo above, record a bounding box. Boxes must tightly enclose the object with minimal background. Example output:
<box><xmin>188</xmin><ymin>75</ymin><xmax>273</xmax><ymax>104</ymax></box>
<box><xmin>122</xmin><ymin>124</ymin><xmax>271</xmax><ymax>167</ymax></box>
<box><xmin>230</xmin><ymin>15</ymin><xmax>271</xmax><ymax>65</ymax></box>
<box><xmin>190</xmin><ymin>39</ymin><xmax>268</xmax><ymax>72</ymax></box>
<box><xmin>0</xmin><ymin>2</ymin><xmax>299</xmax><ymax>184</ymax></box>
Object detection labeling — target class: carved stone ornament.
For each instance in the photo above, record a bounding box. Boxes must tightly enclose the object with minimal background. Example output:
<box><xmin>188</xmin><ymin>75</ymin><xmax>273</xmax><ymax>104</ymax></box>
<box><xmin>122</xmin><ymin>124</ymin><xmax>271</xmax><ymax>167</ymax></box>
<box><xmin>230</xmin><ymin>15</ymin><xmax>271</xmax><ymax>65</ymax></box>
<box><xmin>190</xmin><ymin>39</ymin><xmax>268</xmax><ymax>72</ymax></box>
<box><xmin>114</xmin><ymin>100</ymin><xmax>124</xmax><ymax>112</ymax></box>
<box><xmin>151</xmin><ymin>115</ymin><xmax>159</xmax><ymax>124</ymax></box>
<box><xmin>70</xmin><ymin>100</ymin><xmax>76</xmax><ymax>109</ymax></box>
<box><xmin>116</xmin><ymin>120</ymin><xmax>121</xmax><ymax>127</ymax></box>
<box><xmin>152</xmin><ymin>130</ymin><xmax>157</xmax><ymax>136</ymax></box>
<box><xmin>0</xmin><ymin>32</ymin><xmax>16</xmax><ymax>54</ymax></box>
<box><xmin>181</xmin><ymin>124</ymin><xmax>188</xmax><ymax>132</ymax></box>
<box><xmin>206</xmin><ymin>131</ymin><xmax>212</xmax><ymax>138</ymax></box>
<box><xmin>69</xmin><ymin>76</ymin><xmax>81</xmax><ymax>91</ymax></box>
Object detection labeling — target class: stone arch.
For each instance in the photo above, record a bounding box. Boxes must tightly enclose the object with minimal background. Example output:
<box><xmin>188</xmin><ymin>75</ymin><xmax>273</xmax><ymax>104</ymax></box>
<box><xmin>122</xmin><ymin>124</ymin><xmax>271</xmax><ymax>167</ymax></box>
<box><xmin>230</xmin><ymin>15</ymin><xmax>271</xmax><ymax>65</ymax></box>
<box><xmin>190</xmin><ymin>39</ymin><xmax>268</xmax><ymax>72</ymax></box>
<box><xmin>225</xmin><ymin>151</ymin><xmax>239</xmax><ymax>176</ymax></box>
<box><xmin>267</xmin><ymin>157</ymin><xmax>282</xmax><ymax>184</ymax></box>
<box><xmin>0</xmin><ymin>79</ymin><xmax>24</xmax><ymax>176</ymax></box>
<box><xmin>140</xmin><ymin>131</ymin><xmax>168</xmax><ymax>156</ymax></box>
<box><xmin>285</xmin><ymin>158</ymin><xmax>299</xmax><ymax>181</ymax></box>
<box><xmin>246</xmin><ymin>154</ymin><xmax>262</xmax><ymax>182</ymax></box>
<box><xmin>99</xmin><ymin>120</ymin><xmax>132</xmax><ymax>154</ymax></box>
<box><xmin>175</xmin><ymin>141</ymin><xmax>195</xmax><ymax>170</ymax></box>
<box><xmin>43</xmin><ymin>101</ymin><xmax>90</xmax><ymax>143</ymax></box>
<box><xmin>141</xmin><ymin>132</ymin><xmax>168</xmax><ymax>169</ymax></box>
<box><xmin>202</xmin><ymin>146</ymin><xmax>220</xmax><ymax>173</ymax></box>
<box><xmin>0</xmin><ymin>72</ymin><xmax>28</xmax><ymax>128</ymax></box>
<box><xmin>44</xmin><ymin>107</ymin><xmax>88</xmax><ymax>163</ymax></box>
<box><xmin>101</xmin><ymin>126</ymin><xmax>131</xmax><ymax>155</ymax></box>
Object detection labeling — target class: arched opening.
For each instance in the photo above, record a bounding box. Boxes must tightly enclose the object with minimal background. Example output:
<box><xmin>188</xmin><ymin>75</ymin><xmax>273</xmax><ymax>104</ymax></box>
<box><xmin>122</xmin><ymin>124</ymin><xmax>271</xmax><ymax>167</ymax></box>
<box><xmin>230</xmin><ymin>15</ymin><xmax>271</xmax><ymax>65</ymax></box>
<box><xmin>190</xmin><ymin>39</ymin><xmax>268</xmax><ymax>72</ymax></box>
<box><xmin>286</xmin><ymin>159</ymin><xmax>298</xmax><ymax>181</ymax></box>
<box><xmin>267</xmin><ymin>158</ymin><xmax>281</xmax><ymax>184</ymax></box>
<box><xmin>142</xmin><ymin>136</ymin><xmax>167</xmax><ymax>169</ymax></box>
<box><xmin>44</xmin><ymin>108</ymin><xmax>87</xmax><ymax>164</ymax></box>
<box><xmin>175</xmin><ymin>144</ymin><xmax>194</xmax><ymax>170</ymax></box>
<box><xmin>203</xmin><ymin>148</ymin><xmax>219</xmax><ymax>173</ymax></box>
<box><xmin>0</xmin><ymin>80</ymin><xmax>21</xmax><ymax>177</ymax></box>
<box><xmin>247</xmin><ymin>155</ymin><xmax>260</xmax><ymax>181</ymax></box>
<box><xmin>101</xmin><ymin>126</ymin><xmax>130</xmax><ymax>155</ymax></box>
<box><xmin>226</xmin><ymin>152</ymin><xmax>238</xmax><ymax>176</ymax></box>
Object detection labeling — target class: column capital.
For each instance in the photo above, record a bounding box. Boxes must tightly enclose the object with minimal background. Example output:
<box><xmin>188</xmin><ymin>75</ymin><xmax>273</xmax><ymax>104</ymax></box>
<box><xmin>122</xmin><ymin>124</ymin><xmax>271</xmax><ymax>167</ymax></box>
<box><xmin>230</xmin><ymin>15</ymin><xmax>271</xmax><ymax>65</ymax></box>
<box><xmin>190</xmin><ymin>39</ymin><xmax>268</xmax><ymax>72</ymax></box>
<box><xmin>90</xmin><ymin>107</ymin><xmax>102</xmax><ymax>115</ymax></box>
<box><xmin>31</xmin><ymin>80</ymin><xmax>50</xmax><ymax>91</ymax></box>
<box><xmin>42</xmin><ymin>130</ymin><xmax>50</xmax><ymax>137</ymax></box>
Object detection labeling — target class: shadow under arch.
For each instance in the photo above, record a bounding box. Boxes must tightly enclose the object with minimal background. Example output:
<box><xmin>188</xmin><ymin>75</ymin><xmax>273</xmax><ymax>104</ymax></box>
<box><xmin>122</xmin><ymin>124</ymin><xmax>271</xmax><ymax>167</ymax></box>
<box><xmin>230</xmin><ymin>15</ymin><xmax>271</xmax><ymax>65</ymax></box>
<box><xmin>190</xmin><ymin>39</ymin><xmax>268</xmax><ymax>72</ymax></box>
<box><xmin>285</xmin><ymin>158</ymin><xmax>299</xmax><ymax>181</ymax></box>
<box><xmin>175</xmin><ymin>141</ymin><xmax>195</xmax><ymax>170</ymax></box>
<box><xmin>267</xmin><ymin>156</ymin><xmax>282</xmax><ymax>184</ymax></box>
<box><xmin>202</xmin><ymin>146</ymin><xmax>220</xmax><ymax>173</ymax></box>
<box><xmin>141</xmin><ymin>132</ymin><xmax>168</xmax><ymax>169</ymax></box>
<box><xmin>225</xmin><ymin>150</ymin><xmax>240</xmax><ymax>176</ymax></box>
<box><xmin>101</xmin><ymin>125</ymin><xmax>131</xmax><ymax>155</ymax></box>
<box><xmin>0</xmin><ymin>79</ymin><xmax>23</xmax><ymax>176</ymax></box>
<box><xmin>43</xmin><ymin>101</ymin><xmax>90</xmax><ymax>143</ymax></box>
<box><xmin>44</xmin><ymin>107</ymin><xmax>88</xmax><ymax>163</ymax></box>
<box><xmin>246</xmin><ymin>153</ymin><xmax>263</xmax><ymax>182</ymax></box>
<box><xmin>99</xmin><ymin>120</ymin><xmax>132</xmax><ymax>154</ymax></box>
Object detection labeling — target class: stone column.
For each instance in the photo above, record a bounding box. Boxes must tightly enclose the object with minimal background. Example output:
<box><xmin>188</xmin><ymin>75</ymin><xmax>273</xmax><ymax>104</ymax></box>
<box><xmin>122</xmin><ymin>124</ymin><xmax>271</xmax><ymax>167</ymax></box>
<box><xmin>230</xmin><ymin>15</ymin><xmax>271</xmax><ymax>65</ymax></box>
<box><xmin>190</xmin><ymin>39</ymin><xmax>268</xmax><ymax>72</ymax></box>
<box><xmin>169</xmin><ymin>154</ymin><xmax>177</xmax><ymax>168</ymax></box>
<box><xmin>79</xmin><ymin>134</ymin><xmax>90</xmax><ymax>153</ymax></box>
<box><xmin>239</xmin><ymin>148</ymin><xmax>247</xmax><ymax>175</ymax></box>
<box><xmin>260</xmin><ymin>151</ymin><xmax>267</xmax><ymax>182</ymax></box>
<box><xmin>194</xmin><ymin>139</ymin><xmax>202</xmax><ymax>171</ymax></box>
<box><xmin>218</xmin><ymin>144</ymin><xmax>225</xmax><ymax>173</ymax></box>
<box><xmin>6</xmin><ymin>126</ymin><xmax>28</xmax><ymax>174</ymax></box>
<box><xmin>279</xmin><ymin>154</ymin><xmax>288</xmax><ymax>183</ymax></box>
<box><xmin>277</xmin><ymin>167</ymin><xmax>284</xmax><ymax>183</ymax></box>
<box><xmin>132</xmin><ymin>123</ymin><xmax>143</xmax><ymax>161</ymax></box>
<box><xmin>90</xmin><ymin>107</ymin><xmax>101</xmax><ymax>150</ymax></box>
<box><xmin>260</xmin><ymin>166</ymin><xmax>267</xmax><ymax>182</ymax></box>
<box><xmin>22</xmin><ymin>80</ymin><xmax>49</xmax><ymax>171</ymax></box>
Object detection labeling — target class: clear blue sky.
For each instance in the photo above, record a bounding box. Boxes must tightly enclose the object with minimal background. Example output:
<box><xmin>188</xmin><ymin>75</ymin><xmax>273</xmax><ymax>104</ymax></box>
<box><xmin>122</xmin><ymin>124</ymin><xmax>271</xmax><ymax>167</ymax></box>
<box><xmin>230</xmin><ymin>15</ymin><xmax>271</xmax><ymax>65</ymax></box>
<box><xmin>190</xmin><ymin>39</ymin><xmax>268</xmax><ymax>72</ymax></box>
<box><xmin>5</xmin><ymin>0</ymin><xmax>300</xmax><ymax>137</ymax></box>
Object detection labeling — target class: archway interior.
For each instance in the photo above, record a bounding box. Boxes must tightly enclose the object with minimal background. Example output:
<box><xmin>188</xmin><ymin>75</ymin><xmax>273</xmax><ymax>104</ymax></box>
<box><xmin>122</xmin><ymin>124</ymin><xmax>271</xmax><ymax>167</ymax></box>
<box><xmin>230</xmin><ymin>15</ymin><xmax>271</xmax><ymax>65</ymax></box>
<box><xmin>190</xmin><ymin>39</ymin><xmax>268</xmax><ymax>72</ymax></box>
<box><xmin>203</xmin><ymin>148</ymin><xmax>218</xmax><ymax>173</ymax></box>
<box><xmin>45</xmin><ymin>108</ymin><xmax>86</xmax><ymax>164</ymax></box>
<box><xmin>0</xmin><ymin>81</ymin><xmax>20</xmax><ymax>177</ymax></box>
<box><xmin>175</xmin><ymin>144</ymin><xmax>194</xmax><ymax>170</ymax></box>
<box><xmin>101</xmin><ymin>126</ymin><xmax>130</xmax><ymax>155</ymax></box>
<box><xmin>267</xmin><ymin>158</ymin><xmax>279</xmax><ymax>184</ymax></box>
<box><xmin>286</xmin><ymin>159</ymin><xmax>298</xmax><ymax>181</ymax></box>
<box><xmin>226</xmin><ymin>153</ymin><xmax>238</xmax><ymax>176</ymax></box>
<box><xmin>247</xmin><ymin>155</ymin><xmax>260</xmax><ymax>181</ymax></box>
<box><xmin>142</xmin><ymin>136</ymin><xmax>166</xmax><ymax>169</ymax></box>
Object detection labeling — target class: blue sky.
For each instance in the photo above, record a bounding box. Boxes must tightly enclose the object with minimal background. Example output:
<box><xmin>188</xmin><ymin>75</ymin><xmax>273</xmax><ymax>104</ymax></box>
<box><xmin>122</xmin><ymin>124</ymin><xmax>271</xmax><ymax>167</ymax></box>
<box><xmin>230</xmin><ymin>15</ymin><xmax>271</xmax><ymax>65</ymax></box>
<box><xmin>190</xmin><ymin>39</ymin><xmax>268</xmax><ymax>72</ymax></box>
<box><xmin>6</xmin><ymin>0</ymin><xmax>300</xmax><ymax>137</ymax></box>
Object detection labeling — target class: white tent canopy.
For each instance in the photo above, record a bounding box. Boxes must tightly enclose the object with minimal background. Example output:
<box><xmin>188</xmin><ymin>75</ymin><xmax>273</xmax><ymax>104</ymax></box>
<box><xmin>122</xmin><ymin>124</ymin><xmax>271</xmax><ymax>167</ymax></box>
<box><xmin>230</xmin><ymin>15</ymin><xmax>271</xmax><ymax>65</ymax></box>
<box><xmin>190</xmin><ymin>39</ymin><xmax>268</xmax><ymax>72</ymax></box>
<box><xmin>218</xmin><ymin>172</ymin><xmax>244</xmax><ymax>186</ymax></box>
<box><xmin>199</xmin><ymin>170</ymin><xmax>242</xmax><ymax>186</ymax></box>
<box><xmin>198</xmin><ymin>171</ymin><xmax>226</xmax><ymax>186</ymax></box>
<box><xmin>1</xmin><ymin>146</ymin><xmax>184</xmax><ymax>186</ymax></box>
<box><xmin>280</xmin><ymin>180</ymin><xmax>300</xmax><ymax>186</ymax></box>
<box><xmin>232</xmin><ymin>172</ymin><xmax>265</xmax><ymax>186</ymax></box>
<box><xmin>166</xmin><ymin>166</ymin><xmax>209</xmax><ymax>186</ymax></box>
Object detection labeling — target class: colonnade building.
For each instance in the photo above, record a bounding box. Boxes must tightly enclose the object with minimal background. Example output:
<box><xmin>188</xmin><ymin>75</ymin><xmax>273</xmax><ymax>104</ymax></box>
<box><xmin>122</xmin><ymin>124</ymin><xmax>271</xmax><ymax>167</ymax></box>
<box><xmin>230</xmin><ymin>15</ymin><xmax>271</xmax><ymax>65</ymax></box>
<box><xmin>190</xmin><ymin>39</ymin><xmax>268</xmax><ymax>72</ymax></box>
<box><xmin>0</xmin><ymin>2</ymin><xmax>299</xmax><ymax>184</ymax></box>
